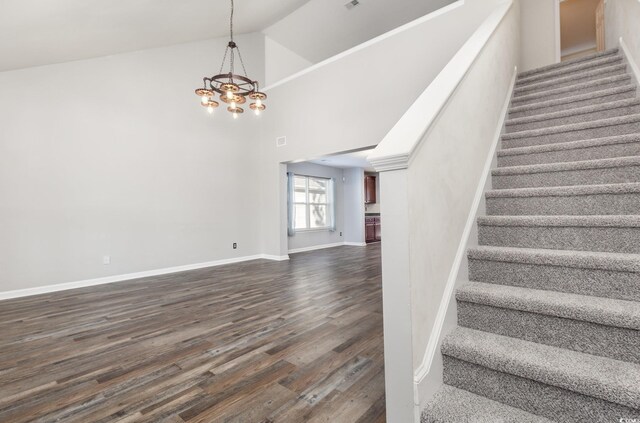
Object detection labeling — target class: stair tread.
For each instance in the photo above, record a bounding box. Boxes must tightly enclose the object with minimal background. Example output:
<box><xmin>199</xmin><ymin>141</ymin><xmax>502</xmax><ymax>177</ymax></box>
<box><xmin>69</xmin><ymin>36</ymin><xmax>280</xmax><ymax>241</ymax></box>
<box><xmin>477</xmin><ymin>214</ymin><xmax>640</xmax><ymax>228</ymax></box>
<box><xmin>498</xmin><ymin>134</ymin><xmax>640</xmax><ymax>157</ymax></box>
<box><xmin>506</xmin><ymin>98</ymin><xmax>640</xmax><ymax>127</ymax></box>
<box><xmin>486</xmin><ymin>182</ymin><xmax>640</xmax><ymax>198</ymax></box>
<box><xmin>457</xmin><ymin>281</ymin><xmax>640</xmax><ymax>330</ymax></box>
<box><xmin>442</xmin><ymin>327</ymin><xmax>640</xmax><ymax>409</ymax></box>
<box><xmin>517</xmin><ymin>54</ymin><xmax>623</xmax><ymax>86</ymax></box>
<box><xmin>511</xmin><ymin>74</ymin><xmax>631</xmax><ymax>105</ymax></box>
<box><xmin>492</xmin><ymin>156</ymin><xmax>640</xmax><ymax>176</ymax></box>
<box><xmin>518</xmin><ymin>49</ymin><xmax>619</xmax><ymax>79</ymax></box>
<box><xmin>502</xmin><ymin>115</ymin><xmax>640</xmax><ymax>141</ymax></box>
<box><xmin>467</xmin><ymin>245</ymin><xmax>640</xmax><ymax>272</ymax></box>
<box><xmin>509</xmin><ymin>85</ymin><xmax>637</xmax><ymax>116</ymax></box>
<box><xmin>422</xmin><ymin>385</ymin><xmax>553</xmax><ymax>423</ymax></box>
<box><xmin>514</xmin><ymin>63</ymin><xmax>627</xmax><ymax>95</ymax></box>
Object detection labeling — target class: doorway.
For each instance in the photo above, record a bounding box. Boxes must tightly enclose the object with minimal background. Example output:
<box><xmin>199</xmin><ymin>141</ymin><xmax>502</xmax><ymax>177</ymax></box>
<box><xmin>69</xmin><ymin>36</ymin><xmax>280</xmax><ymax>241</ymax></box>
<box><xmin>559</xmin><ymin>0</ymin><xmax>605</xmax><ymax>61</ymax></box>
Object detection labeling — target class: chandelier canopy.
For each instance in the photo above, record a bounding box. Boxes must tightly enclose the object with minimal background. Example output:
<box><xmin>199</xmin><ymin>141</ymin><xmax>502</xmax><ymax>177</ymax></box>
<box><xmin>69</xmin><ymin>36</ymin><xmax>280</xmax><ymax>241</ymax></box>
<box><xmin>195</xmin><ymin>0</ymin><xmax>267</xmax><ymax>118</ymax></box>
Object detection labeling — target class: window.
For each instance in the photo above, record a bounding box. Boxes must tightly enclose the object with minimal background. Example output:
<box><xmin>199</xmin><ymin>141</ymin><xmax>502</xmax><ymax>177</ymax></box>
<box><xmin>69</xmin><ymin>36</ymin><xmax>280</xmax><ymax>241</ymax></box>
<box><xmin>294</xmin><ymin>175</ymin><xmax>331</xmax><ymax>230</ymax></box>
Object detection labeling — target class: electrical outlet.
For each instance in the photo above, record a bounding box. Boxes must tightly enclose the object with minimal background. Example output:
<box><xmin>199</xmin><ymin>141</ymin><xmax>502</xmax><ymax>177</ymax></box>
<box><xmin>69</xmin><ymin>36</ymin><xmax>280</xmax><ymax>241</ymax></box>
<box><xmin>233</xmin><ymin>243</ymin><xmax>237</xmax><ymax>249</ymax></box>
<box><xmin>103</xmin><ymin>255</ymin><xmax>111</xmax><ymax>265</ymax></box>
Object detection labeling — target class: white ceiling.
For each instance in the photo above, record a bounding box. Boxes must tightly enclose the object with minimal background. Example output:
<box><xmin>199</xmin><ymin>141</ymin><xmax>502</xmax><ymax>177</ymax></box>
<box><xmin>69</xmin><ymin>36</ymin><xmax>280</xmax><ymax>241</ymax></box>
<box><xmin>263</xmin><ymin>0</ymin><xmax>456</xmax><ymax>63</ymax></box>
<box><xmin>310</xmin><ymin>149</ymin><xmax>376</xmax><ymax>172</ymax></box>
<box><xmin>560</xmin><ymin>0</ymin><xmax>599</xmax><ymax>54</ymax></box>
<box><xmin>0</xmin><ymin>0</ymin><xmax>311</xmax><ymax>71</ymax></box>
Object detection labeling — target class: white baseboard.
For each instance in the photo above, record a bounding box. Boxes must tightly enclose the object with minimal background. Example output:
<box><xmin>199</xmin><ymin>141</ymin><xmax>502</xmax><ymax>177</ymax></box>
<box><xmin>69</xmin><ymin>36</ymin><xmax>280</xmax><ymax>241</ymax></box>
<box><xmin>0</xmin><ymin>253</ymin><xmax>289</xmax><ymax>301</ymax></box>
<box><xmin>288</xmin><ymin>242</ymin><xmax>345</xmax><ymax>254</ymax></box>
<box><xmin>620</xmin><ymin>37</ymin><xmax>640</xmax><ymax>88</ymax></box>
<box><xmin>344</xmin><ymin>242</ymin><xmax>367</xmax><ymax>247</ymax></box>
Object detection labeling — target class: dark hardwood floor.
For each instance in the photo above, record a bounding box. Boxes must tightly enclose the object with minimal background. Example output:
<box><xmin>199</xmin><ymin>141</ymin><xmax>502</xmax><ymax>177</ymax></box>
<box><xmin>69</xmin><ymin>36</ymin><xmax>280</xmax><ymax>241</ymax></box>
<box><xmin>0</xmin><ymin>244</ymin><xmax>385</xmax><ymax>422</ymax></box>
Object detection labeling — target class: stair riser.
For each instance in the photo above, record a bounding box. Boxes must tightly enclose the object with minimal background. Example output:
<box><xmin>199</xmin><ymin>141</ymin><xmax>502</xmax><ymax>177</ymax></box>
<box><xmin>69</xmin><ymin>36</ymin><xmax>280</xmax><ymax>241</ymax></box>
<box><xmin>467</xmin><ymin>257</ymin><xmax>640</xmax><ymax>301</ymax></box>
<box><xmin>442</xmin><ymin>356</ymin><xmax>640</xmax><ymax>422</ymax></box>
<box><xmin>516</xmin><ymin>57</ymin><xmax>623</xmax><ymax>87</ymax></box>
<box><xmin>497</xmin><ymin>141</ymin><xmax>640</xmax><ymax>167</ymax></box>
<box><xmin>486</xmin><ymin>192</ymin><xmax>640</xmax><ymax>216</ymax></box>
<box><xmin>511</xmin><ymin>78</ymin><xmax>631</xmax><ymax>108</ymax></box>
<box><xmin>505</xmin><ymin>104</ymin><xmax>640</xmax><ymax>133</ymax></box>
<box><xmin>492</xmin><ymin>165</ymin><xmax>640</xmax><ymax>189</ymax></box>
<box><xmin>519</xmin><ymin>50</ymin><xmax>619</xmax><ymax>79</ymax></box>
<box><xmin>514</xmin><ymin>67</ymin><xmax>627</xmax><ymax>97</ymax></box>
<box><xmin>509</xmin><ymin>89</ymin><xmax>636</xmax><ymax>119</ymax></box>
<box><xmin>457</xmin><ymin>301</ymin><xmax>640</xmax><ymax>364</ymax></box>
<box><xmin>478</xmin><ymin>224</ymin><xmax>640</xmax><ymax>254</ymax></box>
<box><xmin>502</xmin><ymin>120</ymin><xmax>640</xmax><ymax>149</ymax></box>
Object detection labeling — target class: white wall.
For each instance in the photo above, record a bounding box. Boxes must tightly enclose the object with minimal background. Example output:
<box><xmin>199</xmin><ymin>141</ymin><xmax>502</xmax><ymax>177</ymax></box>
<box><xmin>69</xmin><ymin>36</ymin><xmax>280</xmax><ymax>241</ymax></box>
<box><xmin>259</xmin><ymin>0</ymin><xmax>507</xmax><ymax>260</ymax></box>
<box><xmin>264</xmin><ymin>36</ymin><xmax>313</xmax><ymax>87</ymax></box>
<box><xmin>343</xmin><ymin>168</ymin><xmax>366</xmax><ymax>245</ymax></box>
<box><xmin>0</xmin><ymin>34</ymin><xmax>265</xmax><ymax>293</ymax></box>
<box><xmin>606</xmin><ymin>0</ymin><xmax>640</xmax><ymax>72</ymax></box>
<box><xmin>520</xmin><ymin>0</ymin><xmax>559</xmax><ymax>71</ymax></box>
<box><xmin>286</xmin><ymin>162</ymin><xmax>345</xmax><ymax>251</ymax></box>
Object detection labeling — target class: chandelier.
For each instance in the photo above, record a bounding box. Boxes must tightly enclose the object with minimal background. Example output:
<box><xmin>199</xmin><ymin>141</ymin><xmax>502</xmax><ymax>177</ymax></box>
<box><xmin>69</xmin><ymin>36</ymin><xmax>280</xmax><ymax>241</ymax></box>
<box><xmin>195</xmin><ymin>0</ymin><xmax>267</xmax><ymax>118</ymax></box>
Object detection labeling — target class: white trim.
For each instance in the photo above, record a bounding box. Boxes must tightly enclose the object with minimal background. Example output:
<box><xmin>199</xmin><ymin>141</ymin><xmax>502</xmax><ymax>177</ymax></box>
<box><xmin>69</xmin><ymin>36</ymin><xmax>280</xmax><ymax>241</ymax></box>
<box><xmin>555</xmin><ymin>0</ymin><xmax>562</xmax><ymax>63</ymax></box>
<box><xmin>0</xmin><ymin>254</ymin><xmax>289</xmax><ymax>301</ymax></box>
<box><xmin>620</xmin><ymin>37</ymin><xmax>640</xmax><ymax>87</ymax></box>
<box><xmin>288</xmin><ymin>242</ymin><xmax>345</xmax><ymax>254</ymax></box>
<box><xmin>413</xmin><ymin>65</ymin><xmax>518</xmax><ymax>385</ymax></box>
<box><xmin>344</xmin><ymin>242</ymin><xmax>367</xmax><ymax>247</ymax></box>
<box><xmin>263</xmin><ymin>1</ymin><xmax>465</xmax><ymax>91</ymax></box>
<box><xmin>368</xmin><ymin>1</ymin><xmax>514</xmax><ymax>172</ymax></box>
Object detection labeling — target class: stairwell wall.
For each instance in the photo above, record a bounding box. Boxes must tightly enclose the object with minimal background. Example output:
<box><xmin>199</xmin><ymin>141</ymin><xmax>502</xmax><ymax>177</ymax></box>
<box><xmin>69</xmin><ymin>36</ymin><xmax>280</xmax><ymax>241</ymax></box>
<box><xmin>605</xmin><ymin>0</ymin><xmax>640</xmax><ymax>82</ymax></box>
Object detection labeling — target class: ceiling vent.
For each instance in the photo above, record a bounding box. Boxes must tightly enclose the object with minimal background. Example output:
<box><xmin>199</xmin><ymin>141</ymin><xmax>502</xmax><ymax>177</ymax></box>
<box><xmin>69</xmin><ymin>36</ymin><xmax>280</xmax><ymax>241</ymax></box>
<box><xmin>344</xmin><ymin>0</ymin><xmax>360</xmax><ymax>10</ymax></box>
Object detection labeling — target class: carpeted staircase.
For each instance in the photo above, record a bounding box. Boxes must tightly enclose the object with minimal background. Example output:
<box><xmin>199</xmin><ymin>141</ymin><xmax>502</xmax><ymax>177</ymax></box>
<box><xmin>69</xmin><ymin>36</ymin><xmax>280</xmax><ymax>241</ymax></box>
<box><xmin>422</xmin><ymin>49</ymin><xmax>640</xmax><ymax>422</ymax></box>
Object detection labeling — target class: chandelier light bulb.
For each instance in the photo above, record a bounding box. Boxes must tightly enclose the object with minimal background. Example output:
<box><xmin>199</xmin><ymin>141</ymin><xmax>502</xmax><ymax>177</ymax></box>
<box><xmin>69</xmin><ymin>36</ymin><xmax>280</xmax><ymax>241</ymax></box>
<box><xmin>207</xmin><ymin>105</ymin><xmax>214</xmax><ymax>114</ymax></box>
<box><xmin>233</xmin><ymin>112</ymin><xmax>239</xmax><ymax>119</ymax></box>
<box><xmin>254</xmin><ymin>108</ymin><xmax>261</xmax><ymax>116</ymax></box>
<box><xmin>231</xmin><ymin>101</ymin><xmax>236</xmax><ymax>108</ymax></box>
<box><xmin>226</xmin><ymin>90</ymin><xmax>234</xmax><ymax>100</ymax></box>
<box><xmin>256</xmin><ymin>98</ymin><xmax>262</xmax><ymax>107</ymax></box>
<box><xmin>201</xmin><ymin>95</ymin><xmax>209</xmax><ymax>104</ymax></box>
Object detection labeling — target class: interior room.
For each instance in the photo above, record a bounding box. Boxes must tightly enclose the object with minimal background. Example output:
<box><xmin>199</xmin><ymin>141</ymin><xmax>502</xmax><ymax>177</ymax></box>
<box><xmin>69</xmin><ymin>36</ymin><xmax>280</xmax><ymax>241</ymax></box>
<box><xmin>2</xmin><ymin>0</ymin><xmax>640</xmax><ymax>421</ymax></box>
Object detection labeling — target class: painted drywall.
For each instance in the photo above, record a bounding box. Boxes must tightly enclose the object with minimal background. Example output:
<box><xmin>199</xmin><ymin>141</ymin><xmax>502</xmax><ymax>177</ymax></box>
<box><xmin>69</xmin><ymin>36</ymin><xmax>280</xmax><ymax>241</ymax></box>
<box><xmin>343</xmin><ymin>168</ymin><xmax>366</xmax><ymax>245</ymax></box>
<box><xmin>364</xmin><ymin>172</ymin><xmax>381</xmax><ymax>214</ymax></box>
<box><xmin>0</xmin><ymin>34</ymin><xmax>265</xmax><ymax>293</ymax></box>
<box><xmin>605</xmin><ymin>0</ymin><xmax>640</xmax><ymax>70</ymax></box>
<box><xmin>265</xmin><ymin>36</ymin><xmax>313</xmax><ymax>87</ymax></box>
<box><xmin>519</xmin><ymin>0</ymin><xmax>559</xmax><ymax>71</ymax></box>
<box><xmin>259</xmin><ymin>0</ymin><xmax>508</xmax><ymax>259</ymax></box>
<box><xmin>263</xmin><ymin>0</ymin><xmax>457</xmax><ymax>63</ymax></box>
<box><xmin>286</xmin><ymin>162</ymin><xmax>345</xmax><ymax>251</ymax></box>
<box><xmin>392</xmin><ymin>0</ymin><xmax>519</xmax><ymax>411</ymax></box>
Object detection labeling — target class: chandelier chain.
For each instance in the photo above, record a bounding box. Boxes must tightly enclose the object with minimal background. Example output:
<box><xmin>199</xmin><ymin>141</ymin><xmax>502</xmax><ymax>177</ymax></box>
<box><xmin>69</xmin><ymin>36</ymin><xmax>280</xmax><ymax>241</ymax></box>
<box><xmin>229</xmin><ymin>0</ymin><xmax>234</xmax><ymax>42</ymax></box>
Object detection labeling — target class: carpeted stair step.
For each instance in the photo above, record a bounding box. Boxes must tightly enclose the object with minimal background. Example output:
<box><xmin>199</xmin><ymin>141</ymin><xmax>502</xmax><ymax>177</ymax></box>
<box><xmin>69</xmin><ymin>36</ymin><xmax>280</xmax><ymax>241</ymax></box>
<box><xmin>517</xmin><ymin>48</ymin><xmax>619</xmax><ymax>80</ymax></box>
<box><xmin>477</xmin><ymin>215</ymin><xmax>640</xmax><ymax>254</ymax></box>
<box><xmin>509</xmin><ymin>84</ymin><xmax>637</xmax><ymax>119</ymax></box>
<box><xmin>456</xmin><ymin>281</ymin><xmax>640</xmax><ymax>363</ymax></box>
<box><xmin>491</xmin><ymin>156</ymin><xmax>640</xmax><ymax>189</ymax></box>
<box><xmin>421</xmin><ymin>385</ymin><xmax>553</xmax><ymax>423</ymax></box>
<box><xmin>486</xmin><ymin>182</ymin><xmax>640</xmax><ymax>216</ymax></box>
<box><xmin>513</xmin><ymin>63</ymin><xmax>628</xmax><ymax>97</ymax></box>
<box><xmin>441</xmin><ymin>327</ymin><xmax>640</xmax><ymax>422</ymax></box>
<box><xmin>516</xmin><ymin>53</ymin><xmax>623</xmax><ymax>87</ymax></box>
<box><xmin>505</xmin><ymin>98</ymin><xmax>640</xmax><ymax>133</ymax></box>
<box><xmin>501</xmin><ymin>115</ymin><xmax>640</xmax><ymax>149</ymax></box>
<box><xmin>497</xmin><ymin>134</ymin><xmax>640</xmax><ymax>167</ymax></box>
<box><xmin>467</xmin><ymin>246</ymin><xmax>640</xmax><ymax>301</ymax></box>
<box><xmin>511</xmin><ymin>74</ymin><xmax>632</xmax><ymax>108</ymax></box>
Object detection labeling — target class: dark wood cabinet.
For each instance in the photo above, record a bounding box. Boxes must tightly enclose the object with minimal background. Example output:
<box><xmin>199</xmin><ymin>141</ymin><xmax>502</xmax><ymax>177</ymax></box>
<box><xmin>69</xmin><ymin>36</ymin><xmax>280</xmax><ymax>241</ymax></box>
<box><xmin>365</xmin><ymin>216</ymin><xmax>381</xmax><ymax>243</ymax></box>
<box><xmin>364</xmin><ymin>176</ymin><xmax>377</xmax><ymax>204</ymax></box>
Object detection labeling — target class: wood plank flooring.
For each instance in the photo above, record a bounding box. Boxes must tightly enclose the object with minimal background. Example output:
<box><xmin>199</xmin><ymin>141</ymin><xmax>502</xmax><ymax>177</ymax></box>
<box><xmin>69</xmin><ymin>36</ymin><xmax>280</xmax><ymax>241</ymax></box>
<box><xmin>0</xmin><ymin>244</ymin><xmax>385</xmax><ymax>422</ymax></box>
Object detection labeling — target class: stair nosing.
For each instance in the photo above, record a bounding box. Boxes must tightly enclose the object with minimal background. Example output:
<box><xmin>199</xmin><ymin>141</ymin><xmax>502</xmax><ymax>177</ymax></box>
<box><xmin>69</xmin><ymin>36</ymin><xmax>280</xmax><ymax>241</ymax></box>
<box><xmin>492</xmin><ymin>156</ymin><xmax>640</xmax><ymax>176</ymax></box>
<box><xmin>506</xmin><ymin>98</ymin><xmax>640</xmax><ymax>127</ymax></box>
<box><xmin>486</xmin><ymin>182</ymin><xmax>640</xmax><ymax>198</ymax></box>
<box><xmin>498</xmin><ymin>134</ymin><xmax>640</xmax><ymax>157</ymax></box>
<box><xmin>517</xmin><ymin>49</ymin><xmax>619</xmax><ymax>78</ymax></box>
<box><xmin>516</xmin><ymin>55</ymin><xmax>623</xmax><ymax>86</ymax></box>
<box><xmin>514</xmin><ymin>63</ymin><xmax>627</xmax><ymax>95</ymax></box>
<box><xmin>442</xmin><ymin>326</ymin><xmax>640</xmax><ymax>409</ymax></box>
<box><xmin>502</xmin><ymin>115</ymin><xmax>640</xmax><ymax>141</ymax></box>
<box><xmin>511</xmin><ymin>74</ymin><xmax>631</xmax><ymax>105</ymax></box>
<box><xmin>457</xmin><ymin>281</ymin><xmax>640</xmax><ymax>330</ymax></box>
<box><xmin>477</xmin><ymin>215</ymin><xmax>640</xmax><ymax>228</ymax></box>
